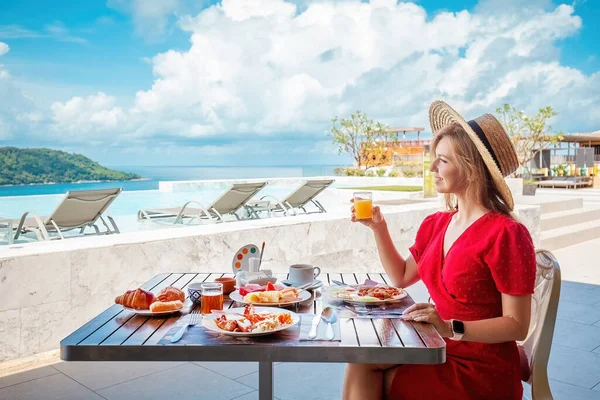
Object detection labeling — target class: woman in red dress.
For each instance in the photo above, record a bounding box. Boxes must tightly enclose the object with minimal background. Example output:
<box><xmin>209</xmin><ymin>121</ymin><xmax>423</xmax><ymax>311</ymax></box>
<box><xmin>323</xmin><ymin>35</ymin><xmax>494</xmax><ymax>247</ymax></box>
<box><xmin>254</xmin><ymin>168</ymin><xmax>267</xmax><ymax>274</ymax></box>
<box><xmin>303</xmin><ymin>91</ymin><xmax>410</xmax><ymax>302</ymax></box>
<box><xmin>343</xmin><ymin>100</ymin><xmax>536</xmax><ymax>400</ymax></box>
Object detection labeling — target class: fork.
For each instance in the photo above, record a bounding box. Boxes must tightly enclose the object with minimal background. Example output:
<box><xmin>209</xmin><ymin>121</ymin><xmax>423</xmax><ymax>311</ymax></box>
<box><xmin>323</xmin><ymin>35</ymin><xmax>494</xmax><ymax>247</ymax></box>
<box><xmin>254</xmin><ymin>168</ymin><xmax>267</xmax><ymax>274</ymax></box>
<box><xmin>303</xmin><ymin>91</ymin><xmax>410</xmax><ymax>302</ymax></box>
<box><xmin>170</xmin><ymin>308</ymin><xmax>201</xmax><ymax>343</ymax></box>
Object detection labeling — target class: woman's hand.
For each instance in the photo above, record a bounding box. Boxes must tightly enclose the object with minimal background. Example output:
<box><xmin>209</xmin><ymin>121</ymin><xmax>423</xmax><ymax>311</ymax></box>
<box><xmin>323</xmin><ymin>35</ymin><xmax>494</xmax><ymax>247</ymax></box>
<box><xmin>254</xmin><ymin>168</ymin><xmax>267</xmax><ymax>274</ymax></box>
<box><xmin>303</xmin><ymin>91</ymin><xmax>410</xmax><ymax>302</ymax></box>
<box><xmin>350</xmin><ymin>198</ymin><xmax>385</xmax><ymax>230</ymax></box>
<box><xmin>402</xmin><ymin>303</ymin><xmax>452</xmax><ymax>338</ymax></box>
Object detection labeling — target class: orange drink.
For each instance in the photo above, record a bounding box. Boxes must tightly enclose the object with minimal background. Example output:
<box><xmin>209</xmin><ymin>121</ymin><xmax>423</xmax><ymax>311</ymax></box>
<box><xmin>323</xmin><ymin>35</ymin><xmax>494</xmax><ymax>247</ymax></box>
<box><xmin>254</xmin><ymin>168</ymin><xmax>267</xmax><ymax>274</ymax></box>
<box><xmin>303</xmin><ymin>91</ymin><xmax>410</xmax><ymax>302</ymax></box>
<box><xmin>201</xmin><ymin>283</ymin><xmax>223</xmax><ymax>315</ymax></box>
<box><xmin>354</xmin><ymin>191</ymin><xmax>373</xmax><ymax>220</ymax></box>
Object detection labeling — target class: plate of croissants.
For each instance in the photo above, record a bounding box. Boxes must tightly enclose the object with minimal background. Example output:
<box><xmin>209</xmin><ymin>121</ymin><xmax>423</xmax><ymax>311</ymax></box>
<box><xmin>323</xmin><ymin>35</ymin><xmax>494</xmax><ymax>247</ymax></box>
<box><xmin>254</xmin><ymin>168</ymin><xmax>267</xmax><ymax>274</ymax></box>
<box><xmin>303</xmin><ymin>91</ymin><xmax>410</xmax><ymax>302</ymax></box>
<box><xmin>114</xmin><ymin>286</ymin><xmax>190</xmax><ymax>316</ymax></box>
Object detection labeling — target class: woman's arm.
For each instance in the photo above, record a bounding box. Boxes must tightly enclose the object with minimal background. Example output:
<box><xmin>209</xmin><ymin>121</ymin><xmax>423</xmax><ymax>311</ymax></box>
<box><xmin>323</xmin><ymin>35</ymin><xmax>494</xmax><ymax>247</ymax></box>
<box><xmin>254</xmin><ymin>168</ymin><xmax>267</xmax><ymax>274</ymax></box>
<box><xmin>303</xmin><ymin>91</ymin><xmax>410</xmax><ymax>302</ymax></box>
<box><xmin>459</xmin><ymin>293</ymin><xmax>532</xmax><ymax>342</ymax></box>
<box><xmin>372</xmin><ymin>220</ymin><xmax>420</xmax><ymax>288</ymax></box>
<box><xmin>404</xmin><ymin>293</ymin><xmax>532</xmax><ymax>342</ymax></box>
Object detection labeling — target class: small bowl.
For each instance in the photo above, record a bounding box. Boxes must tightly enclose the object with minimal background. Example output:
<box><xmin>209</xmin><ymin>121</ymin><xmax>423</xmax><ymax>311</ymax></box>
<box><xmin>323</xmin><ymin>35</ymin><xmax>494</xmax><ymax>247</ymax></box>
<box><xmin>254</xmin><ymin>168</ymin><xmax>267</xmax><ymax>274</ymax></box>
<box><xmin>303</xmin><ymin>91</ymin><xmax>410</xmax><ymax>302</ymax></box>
<box><xmin>215</xmin><ymin>277</ymin><xmax>236</xmax><ymax>295</ymax></box>
<box><xmin>187</xmin><ymin>282</ymin><xmax>203</xmax><ymax>304</ymax></box>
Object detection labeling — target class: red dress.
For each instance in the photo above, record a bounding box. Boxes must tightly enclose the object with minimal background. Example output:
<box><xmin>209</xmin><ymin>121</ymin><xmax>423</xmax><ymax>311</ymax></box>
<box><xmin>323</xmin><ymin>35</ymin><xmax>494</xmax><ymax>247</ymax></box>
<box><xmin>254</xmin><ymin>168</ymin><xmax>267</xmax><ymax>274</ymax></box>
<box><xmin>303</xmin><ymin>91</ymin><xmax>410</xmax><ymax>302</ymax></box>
<box><xmin>390</xmin><ymin>211</ymin><xmax>536</xmax><ymax>400</ymax></box>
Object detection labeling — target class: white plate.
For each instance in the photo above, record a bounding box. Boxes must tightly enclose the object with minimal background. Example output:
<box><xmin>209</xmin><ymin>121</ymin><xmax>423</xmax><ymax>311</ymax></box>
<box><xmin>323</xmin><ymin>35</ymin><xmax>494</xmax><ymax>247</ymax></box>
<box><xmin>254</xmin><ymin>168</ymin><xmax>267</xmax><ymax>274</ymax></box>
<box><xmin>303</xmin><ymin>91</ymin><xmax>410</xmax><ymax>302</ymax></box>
<box><xmin>122</xmin><ymin>298</ymin><xmax>193</xmax><ymax>316</ymax></box>
<box><xmin>229</xmin><ymin>289</ymin><xmax>311</xmax><ymax>306</ymax></box>
<box><xmin>202</xmin><ymin>307</ymin><xmax>300</xmax><ymax>336</ymax></box>
<box><xmin>331</xmin><ymin>287</ymin><xmax>408</xmax><ymax>305</ymax></box>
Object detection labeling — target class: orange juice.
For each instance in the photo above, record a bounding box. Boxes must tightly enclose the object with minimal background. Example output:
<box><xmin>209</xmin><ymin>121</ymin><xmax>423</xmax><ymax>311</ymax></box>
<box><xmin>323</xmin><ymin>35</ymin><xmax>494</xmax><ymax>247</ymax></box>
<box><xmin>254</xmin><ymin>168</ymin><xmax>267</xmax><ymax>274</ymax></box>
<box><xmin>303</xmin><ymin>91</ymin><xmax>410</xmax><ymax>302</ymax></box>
<box><xmin>201</xmin><ymin>293</ymin><xmax>223</xmax><ymax>315</ymax></box>
<box><xmin>354</xmin><ymin>198</ymin><xmax>373</xmax><ymax>220</ymax></box>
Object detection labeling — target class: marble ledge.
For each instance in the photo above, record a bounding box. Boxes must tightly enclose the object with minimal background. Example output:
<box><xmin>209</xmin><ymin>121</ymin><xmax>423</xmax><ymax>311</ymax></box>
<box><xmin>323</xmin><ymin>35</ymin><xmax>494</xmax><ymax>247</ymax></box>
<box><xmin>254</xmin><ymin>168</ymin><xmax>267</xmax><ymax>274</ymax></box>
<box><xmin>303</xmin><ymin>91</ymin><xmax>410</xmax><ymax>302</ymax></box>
<box><xmin>0</xmin><ymin>201</ymin><xmax>442</xmax><ymax>261</ymax></box>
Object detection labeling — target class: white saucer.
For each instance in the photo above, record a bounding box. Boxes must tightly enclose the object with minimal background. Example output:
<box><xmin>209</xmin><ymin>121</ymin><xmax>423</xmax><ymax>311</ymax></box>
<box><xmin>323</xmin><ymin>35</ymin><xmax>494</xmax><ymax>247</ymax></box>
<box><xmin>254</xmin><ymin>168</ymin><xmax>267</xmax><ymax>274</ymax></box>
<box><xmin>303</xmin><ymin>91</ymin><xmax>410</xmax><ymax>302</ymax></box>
<box><xmin>281</xmin><ymin>279</ymin><xmax>323</xmax><ymax>291</ymax></box>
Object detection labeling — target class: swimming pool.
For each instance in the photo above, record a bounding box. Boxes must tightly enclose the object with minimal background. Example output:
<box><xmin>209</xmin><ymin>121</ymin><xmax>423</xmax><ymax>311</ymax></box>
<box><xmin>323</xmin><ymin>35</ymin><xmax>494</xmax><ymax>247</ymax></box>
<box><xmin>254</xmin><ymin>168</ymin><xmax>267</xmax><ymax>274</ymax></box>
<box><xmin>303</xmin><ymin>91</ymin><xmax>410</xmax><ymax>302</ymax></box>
<box><xmin>0</xmin><ymin>185</ymin><xmax>301</xmax><ymax>219</ymax></box>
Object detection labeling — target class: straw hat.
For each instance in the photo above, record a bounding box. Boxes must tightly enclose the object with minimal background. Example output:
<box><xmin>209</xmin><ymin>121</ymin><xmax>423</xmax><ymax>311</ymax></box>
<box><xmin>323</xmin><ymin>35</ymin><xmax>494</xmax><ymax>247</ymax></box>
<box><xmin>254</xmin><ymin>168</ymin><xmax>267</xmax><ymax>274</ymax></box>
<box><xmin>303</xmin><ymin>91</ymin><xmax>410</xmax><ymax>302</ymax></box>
<box><xmin>429</xmin><ymin>100</ymin><xmax>519</xmax><ymax>210</ymax></box>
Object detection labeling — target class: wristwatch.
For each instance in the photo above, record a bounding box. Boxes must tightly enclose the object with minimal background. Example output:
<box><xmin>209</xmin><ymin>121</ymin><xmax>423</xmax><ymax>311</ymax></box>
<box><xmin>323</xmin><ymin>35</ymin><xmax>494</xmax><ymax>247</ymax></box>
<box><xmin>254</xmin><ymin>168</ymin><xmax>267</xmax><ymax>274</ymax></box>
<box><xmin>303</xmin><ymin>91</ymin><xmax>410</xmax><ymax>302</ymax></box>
<box><xmin>450</xmin><ymin>319</ymin><xmax>465</xmax><ymax>341</ymax></box>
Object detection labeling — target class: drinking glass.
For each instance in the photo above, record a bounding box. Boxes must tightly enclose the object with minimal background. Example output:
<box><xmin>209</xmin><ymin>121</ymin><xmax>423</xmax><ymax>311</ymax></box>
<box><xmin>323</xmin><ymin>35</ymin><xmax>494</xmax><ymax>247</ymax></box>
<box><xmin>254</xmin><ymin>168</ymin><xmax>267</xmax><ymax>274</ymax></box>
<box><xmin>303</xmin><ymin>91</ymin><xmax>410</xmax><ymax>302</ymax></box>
<box><xmin>249</xmin><ymin>257</ymin><xmax>261</xmax><ymax>272</ymax></box>
<box><xmin>201</xmin><ymin>282</ymin><xmax>223</xmax><ymax>315</ymax></box>
<box><xmin>353</xmin><ymin>191</ymin><xmax>373</xmax><ymax>220</ymax></box>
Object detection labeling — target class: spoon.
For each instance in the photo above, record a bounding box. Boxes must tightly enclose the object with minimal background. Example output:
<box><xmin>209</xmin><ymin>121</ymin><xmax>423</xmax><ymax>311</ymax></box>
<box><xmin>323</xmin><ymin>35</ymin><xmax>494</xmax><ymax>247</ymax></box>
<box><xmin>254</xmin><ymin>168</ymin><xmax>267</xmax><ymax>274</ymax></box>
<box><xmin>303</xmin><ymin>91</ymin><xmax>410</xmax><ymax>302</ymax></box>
<box><xmin>321</xmin><ymin>306</ymin><xmax>338</xmax><ymax>341</ymax></box>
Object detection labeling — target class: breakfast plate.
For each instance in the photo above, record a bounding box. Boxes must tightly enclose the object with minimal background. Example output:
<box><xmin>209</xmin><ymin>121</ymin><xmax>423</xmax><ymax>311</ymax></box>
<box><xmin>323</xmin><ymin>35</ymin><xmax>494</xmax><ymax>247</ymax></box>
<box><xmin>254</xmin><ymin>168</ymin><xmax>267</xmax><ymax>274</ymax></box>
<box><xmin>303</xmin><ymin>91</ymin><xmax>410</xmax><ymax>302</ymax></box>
<box><xmin>229</xmin><ymin>288</ymin><xmax>311</xmax><ymax>306</ymax></box>
<box><xmin>328</xmin><ymin>285</ymin><xmax>407</xmax><ymax>305</ymax></box>
<box><xmin>203</xmin><ymin>307</ymin><xmax>300</xmax><ymax>336</ymax></box>
<box><xmin>122</xmin><ymin>298</ymin><xmax>194</xmax><ymax>316</ymax></box>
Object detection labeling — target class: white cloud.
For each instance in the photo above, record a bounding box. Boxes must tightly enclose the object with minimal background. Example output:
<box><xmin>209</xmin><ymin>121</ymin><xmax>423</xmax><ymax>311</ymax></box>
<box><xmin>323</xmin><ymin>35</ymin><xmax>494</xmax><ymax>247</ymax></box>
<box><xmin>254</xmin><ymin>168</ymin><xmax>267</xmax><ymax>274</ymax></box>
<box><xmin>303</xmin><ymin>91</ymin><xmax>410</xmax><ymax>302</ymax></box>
<box><xmin>0</xmin><ymin>65</ymin><xmax>38</xmax><ymax>140</ymax></box>
<box><xmin>0</xmin><ymin>23</ymin><xmax>87</xmax><ymax>44</ymax></box>
<box><xmin>22</xmin><ymin>0</ymin><xmax>600</xmax><ymax>148</ymax></box>
<box><xmin>0</xmin><ymin>42</ymin><xmax>9</xmax><ymax>56</ymax></box>
<box><xmin>50</xmin><ymin>93</ymin><xmax>126</xmax><ymax>138</ymax></box>
<box><xmin>44</xmin><ymin>21</ymin><xmax>87</xmax><ymax>44</ymax></box>
<box><xmin>107</xmin><ymin>0</ymin><xmax>194</xmax><ymax>39</ymax></box>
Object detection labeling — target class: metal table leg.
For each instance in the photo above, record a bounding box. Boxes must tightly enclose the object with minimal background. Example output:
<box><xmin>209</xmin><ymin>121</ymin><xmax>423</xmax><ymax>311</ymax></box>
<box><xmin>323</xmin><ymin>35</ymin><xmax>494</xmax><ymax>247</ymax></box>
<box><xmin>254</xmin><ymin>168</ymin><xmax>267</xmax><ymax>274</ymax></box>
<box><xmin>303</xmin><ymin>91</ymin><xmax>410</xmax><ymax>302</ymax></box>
<box><xmin>258</xmin><ymin>361</ymin><xmax>274</xmax><ymax>400</ymax></box>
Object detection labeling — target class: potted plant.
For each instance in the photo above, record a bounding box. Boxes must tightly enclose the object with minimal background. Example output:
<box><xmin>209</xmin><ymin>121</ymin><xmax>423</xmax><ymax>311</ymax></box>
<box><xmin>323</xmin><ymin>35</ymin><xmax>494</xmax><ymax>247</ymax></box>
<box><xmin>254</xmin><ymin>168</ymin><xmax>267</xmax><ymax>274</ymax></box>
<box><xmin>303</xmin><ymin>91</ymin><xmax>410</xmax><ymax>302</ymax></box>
<box><xmin>522</xmin><ymin>178</ymin><xmax>537</xmax><ymax>195</ymax></box>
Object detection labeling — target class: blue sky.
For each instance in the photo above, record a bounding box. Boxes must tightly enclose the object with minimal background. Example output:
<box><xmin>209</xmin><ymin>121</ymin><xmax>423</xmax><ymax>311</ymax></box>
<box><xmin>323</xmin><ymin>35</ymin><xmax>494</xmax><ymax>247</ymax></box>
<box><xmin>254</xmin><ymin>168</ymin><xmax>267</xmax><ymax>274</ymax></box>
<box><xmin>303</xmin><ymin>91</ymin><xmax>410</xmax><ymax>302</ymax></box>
<box><xmin>0</xmin><ymin>0</ymin><xmax>598</xmax><ymax>166</ymax></box>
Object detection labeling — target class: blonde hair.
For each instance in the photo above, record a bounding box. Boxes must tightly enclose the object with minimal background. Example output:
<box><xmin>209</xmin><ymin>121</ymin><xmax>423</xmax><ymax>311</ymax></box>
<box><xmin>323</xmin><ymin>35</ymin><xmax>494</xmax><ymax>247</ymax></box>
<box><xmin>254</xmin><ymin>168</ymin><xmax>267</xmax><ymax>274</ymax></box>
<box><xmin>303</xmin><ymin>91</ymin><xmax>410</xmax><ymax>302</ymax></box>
<box><xmin>432</xmin><ymin>123</ymin><xmax>513</xmax><ymax>216</ymax></box>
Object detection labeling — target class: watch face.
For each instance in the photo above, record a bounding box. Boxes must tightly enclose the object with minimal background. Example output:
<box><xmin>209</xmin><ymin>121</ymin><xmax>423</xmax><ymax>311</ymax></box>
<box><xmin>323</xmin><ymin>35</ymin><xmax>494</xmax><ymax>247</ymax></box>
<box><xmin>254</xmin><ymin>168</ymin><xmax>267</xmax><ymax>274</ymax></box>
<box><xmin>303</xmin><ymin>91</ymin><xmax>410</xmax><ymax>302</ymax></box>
<box><xmin>452</xmin><ymin>320</ymin><xmax>465</xmax><ymax>334</ymax></box>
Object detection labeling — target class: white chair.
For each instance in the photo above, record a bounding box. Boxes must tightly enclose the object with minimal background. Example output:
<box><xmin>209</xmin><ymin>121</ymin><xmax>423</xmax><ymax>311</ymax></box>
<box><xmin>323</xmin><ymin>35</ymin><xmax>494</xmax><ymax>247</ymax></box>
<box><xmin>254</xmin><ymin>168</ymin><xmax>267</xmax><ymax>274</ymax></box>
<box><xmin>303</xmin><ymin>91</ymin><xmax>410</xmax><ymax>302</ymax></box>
<box><xmin>519</xmin><ymin>249</ymin><xmax>561</xmax><ymax>400</ymax></box>
<box><xmin>11</xmin><ymin>188</ymin><xmax>122</xmax><ymax>241</ymax></box>
<box><xmin>250</xmin><ymin>178</ymin><xmax>335</xmax><ymax>217</ymax></box>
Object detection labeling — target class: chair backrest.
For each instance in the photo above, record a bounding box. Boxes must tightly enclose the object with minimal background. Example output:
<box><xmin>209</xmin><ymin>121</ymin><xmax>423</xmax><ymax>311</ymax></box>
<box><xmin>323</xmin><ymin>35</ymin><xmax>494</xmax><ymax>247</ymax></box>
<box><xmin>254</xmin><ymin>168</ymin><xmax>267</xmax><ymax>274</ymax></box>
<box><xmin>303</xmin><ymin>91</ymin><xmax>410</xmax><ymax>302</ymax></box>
<box><xmin>518</xmin><ymin>249</ymin><xmax>561</xmax><ymax>393</ymax></box>
<box><xmin>45</xmin><ymin>188</ymin><xmax>123</xmax><ymax>229</ymax></box>
<box><xmin>209</xmin><ymin>182</ymin><xmax>267</xmax><ymax>215</ymax></box>
<box><xmin>282</xmin><ymin>179</ymin><xmax>335</xmax><ymax>208</ymax></box>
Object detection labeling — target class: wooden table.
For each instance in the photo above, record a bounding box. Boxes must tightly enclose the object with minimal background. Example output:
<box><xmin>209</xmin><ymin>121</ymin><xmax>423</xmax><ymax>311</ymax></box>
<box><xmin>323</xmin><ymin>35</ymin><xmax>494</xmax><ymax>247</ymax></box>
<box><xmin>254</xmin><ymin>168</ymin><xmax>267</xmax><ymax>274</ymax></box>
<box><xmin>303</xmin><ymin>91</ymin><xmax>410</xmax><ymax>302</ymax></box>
<box><xmin>61</xmin><ymin>272</ymin><xmax>446</xmax><ymax>400</ymax></box>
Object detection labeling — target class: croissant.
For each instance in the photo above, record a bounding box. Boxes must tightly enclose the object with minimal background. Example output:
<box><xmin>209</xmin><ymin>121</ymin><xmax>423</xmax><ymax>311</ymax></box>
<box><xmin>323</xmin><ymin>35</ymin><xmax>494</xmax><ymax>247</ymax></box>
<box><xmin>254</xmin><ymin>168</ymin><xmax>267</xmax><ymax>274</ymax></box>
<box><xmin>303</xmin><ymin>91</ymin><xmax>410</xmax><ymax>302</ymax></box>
<box><xmin>156</xmin><ymin>286</ymin><xmax>185</xmax><ymax>303</ymax></box>
<box><xmin>115</xmin><ymin>288</ymin><xmax>156</xmax><ymax>310</ymax></box>
<box><xmin>149</xmin><ymin>300</ymin><xmax>183</xmax><ymax>312</ymax></box>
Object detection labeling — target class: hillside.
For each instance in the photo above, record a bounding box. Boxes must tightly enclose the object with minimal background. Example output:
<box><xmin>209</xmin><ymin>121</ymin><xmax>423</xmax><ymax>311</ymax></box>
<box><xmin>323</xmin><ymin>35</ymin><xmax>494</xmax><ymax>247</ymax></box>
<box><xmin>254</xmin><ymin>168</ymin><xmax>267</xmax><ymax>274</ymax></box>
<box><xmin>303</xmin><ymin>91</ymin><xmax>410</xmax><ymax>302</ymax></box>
<box><xmin>0</xmin><ymin>147</ymin><xmax>142</xmax><ymax>185</ymax></box>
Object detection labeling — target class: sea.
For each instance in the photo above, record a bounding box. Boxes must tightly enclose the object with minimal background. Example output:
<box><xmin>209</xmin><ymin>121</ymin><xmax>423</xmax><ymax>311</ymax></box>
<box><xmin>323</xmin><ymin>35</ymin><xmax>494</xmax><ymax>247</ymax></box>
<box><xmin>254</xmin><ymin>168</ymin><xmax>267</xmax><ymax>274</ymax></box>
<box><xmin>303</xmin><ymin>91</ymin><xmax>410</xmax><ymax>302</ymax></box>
<box><xmin>0</xmin><ymin>165</ymin><xmax>341</xmax><ymax>197</ymax></box>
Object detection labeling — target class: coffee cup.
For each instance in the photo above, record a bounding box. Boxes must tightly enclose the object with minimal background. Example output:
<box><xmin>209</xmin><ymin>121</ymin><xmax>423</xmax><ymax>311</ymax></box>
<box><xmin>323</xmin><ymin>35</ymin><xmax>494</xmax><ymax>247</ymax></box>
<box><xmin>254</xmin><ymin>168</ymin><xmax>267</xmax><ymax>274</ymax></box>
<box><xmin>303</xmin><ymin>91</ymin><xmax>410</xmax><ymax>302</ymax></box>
<box><xmin>288</xmin><ymin>264</ymin><xmax>321</xmax><ymax>286</ymax></box>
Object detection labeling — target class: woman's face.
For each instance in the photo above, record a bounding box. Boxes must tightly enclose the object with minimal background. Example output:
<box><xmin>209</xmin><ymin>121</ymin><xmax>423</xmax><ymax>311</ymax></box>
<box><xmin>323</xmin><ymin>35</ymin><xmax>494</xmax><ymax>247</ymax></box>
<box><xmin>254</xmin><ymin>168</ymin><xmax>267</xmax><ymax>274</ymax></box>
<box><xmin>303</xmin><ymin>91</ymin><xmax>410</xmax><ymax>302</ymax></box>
<box><xmin>430</xmin><ymin>136</ymin><xmax>465</xmax><ymax>194</ymax></box>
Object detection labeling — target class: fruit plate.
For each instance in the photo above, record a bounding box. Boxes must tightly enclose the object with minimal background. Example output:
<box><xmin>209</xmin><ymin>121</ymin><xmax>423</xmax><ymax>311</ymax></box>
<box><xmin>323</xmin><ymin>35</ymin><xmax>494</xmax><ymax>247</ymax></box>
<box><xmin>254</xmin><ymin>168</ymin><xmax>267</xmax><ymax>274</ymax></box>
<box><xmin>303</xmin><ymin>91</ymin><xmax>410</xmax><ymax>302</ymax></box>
<box><xmin>229</xmin><ymin>289</ymin><xmax>311</xmax><ymax>307</ymax></box>
<box><xmin>122</xmin><ymin>298</ymin><xmax>194</xmax><ymax>316</ymax></box>
<box><xmin>202</xmin><ymin>307</ymin><xmax>300</xmax><ymax>336</ymax></box>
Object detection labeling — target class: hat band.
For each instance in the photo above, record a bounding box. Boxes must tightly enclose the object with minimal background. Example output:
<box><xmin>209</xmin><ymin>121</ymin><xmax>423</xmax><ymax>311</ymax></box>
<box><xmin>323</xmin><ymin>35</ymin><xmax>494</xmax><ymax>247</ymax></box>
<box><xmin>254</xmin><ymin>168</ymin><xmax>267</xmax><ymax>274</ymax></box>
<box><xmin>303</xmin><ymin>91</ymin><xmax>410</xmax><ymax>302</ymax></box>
<box><xmin>467</xmin><ymin>119</ymin><xmax>501</xmax><ymax>172</ymax></box>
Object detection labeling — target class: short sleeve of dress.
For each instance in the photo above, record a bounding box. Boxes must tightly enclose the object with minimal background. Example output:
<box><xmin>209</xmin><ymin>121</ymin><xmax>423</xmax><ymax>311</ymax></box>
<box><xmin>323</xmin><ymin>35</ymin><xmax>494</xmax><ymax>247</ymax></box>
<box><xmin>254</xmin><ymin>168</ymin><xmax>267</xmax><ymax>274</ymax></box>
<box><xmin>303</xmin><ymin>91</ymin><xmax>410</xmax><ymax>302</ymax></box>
<box><xmin>408</xmin><ymin>213</ymin><xmax>438</xmax><ymax>264</ymax></box>
<box><xmin>484</xmin><ymin>220</ymin><xmax>536</xmax><ymax>295</ymax></box>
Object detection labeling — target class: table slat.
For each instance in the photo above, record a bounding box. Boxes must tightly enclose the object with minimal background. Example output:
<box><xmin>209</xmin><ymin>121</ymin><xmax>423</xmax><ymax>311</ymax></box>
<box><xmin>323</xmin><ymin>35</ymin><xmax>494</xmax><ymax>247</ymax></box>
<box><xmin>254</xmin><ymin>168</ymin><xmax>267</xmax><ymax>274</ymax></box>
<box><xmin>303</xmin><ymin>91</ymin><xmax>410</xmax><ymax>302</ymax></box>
<box><xmin>61</xmin><ymin>273</ymin><xmax>171</xmax><ymax>346</ymax></box>
<box><xmin>412</xmin><ymin>323</ymin><xmax>447</xmax><ymax>348</ymax></box>
<box><xmin>354</xmin><ymin>273</ymin><xmax>370</xmax><ymax>285</ymax></box>
<box><xmin>328</xmin><ymin>273</ymin><xmax>343</xmax><ymax>285</ymax></box>
<box><xmin>372</xmin><ymin>318</ymin><xmax>404</xmax><ymax>347</ymax></box>
<box><xmin>339</xmin><ymin>318</ymin><xmax>359</xmax><ymax>347</ymax></box>
<box><xmin>341</xmin><ymin>273</ymin><xmax>357</xmax><ymax>284</ymax></box>
<box><xmin>390</xmin><ymin>319</ymin><xmax>426</xmax><ymax>348</ymax></box>
<box><xmin>83</xmin><ymin>274</ymin><xmax>184</xmax><ymax>345</ymax></box>
<box><xmin>366</xmin><ymin>273</ymin><xmax>386</xmax><ymax>284</ymax></box>
<box><xmin>353</xmin><ymin>319</ymin><xmax>381</xmax><ymax>347</ymax></box>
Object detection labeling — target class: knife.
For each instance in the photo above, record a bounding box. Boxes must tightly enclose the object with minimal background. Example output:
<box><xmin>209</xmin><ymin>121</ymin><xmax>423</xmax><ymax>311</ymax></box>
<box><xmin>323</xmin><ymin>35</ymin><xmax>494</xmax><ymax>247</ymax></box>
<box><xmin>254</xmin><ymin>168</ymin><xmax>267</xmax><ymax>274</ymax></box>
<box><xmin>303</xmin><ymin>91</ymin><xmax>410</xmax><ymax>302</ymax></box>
<box><xmin>307</xmin><ymin>314</ymin><xmax>321</xmax><ymax>339</ymax></box>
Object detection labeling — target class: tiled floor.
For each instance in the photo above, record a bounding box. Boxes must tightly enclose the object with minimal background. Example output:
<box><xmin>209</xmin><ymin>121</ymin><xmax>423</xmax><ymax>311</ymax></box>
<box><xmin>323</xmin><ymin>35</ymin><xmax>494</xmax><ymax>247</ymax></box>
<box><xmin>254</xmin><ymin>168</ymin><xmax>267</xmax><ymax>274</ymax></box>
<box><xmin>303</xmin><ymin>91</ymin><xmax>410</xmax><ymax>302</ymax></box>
<box><xmin>2</xmin><ymin>239</ymin><xmax>600</xmax><ymax>399</ymax></box>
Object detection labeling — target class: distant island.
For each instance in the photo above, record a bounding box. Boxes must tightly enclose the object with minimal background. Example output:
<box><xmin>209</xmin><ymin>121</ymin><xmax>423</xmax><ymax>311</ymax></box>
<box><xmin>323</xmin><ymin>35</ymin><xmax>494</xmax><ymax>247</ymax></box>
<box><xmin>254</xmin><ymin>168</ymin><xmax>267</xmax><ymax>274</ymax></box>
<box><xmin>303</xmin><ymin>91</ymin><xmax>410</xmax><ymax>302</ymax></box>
<box><xmin>0</xmin><ymin>147</ymin><xmax>142</xmax><ymax>186</ymax></box>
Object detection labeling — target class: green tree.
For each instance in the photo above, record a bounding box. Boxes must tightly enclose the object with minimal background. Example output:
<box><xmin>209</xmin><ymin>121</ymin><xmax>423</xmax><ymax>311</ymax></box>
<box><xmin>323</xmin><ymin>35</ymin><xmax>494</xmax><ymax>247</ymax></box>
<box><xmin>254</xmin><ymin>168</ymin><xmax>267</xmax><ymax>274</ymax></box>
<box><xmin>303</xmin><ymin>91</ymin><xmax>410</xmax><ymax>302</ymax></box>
<box><xmin>0</xmin><ymin>147</ymin><xmax>142</xmax><ymax>185</ymax></box>
<box><xmin>328</xmin><ymin>111</ymin><xmax>388</xmax><ymax>169</ymax></box>
<box><xmin>495</xmin><ymin>104</ymin><xmax>564</xmax><ymax>179</ymax></box>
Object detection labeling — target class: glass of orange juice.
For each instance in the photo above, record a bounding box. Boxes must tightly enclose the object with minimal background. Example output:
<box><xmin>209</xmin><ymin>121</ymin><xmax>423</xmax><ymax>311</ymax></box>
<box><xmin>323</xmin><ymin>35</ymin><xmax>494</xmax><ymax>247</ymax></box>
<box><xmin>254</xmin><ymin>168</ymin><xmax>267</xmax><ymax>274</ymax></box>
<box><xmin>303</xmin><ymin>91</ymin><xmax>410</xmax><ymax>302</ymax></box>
<box><xmin>201</xmin><ymin>283</ymin><xmax>223</xmax><ymax>315</ymax></box>
<box><xmin>353</xmin><ymin>191</ymin><xmax>373</xmax><ymax>220</ymax></box>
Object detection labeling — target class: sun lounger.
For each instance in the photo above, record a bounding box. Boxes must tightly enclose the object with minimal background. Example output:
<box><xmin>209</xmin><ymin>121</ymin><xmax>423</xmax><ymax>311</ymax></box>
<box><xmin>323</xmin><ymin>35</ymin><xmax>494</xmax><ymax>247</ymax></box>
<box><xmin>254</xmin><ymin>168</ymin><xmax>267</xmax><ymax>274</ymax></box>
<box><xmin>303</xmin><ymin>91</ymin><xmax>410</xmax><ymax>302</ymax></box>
<box><xmin>137</xmin><ymin>182</ymin><xmax>268</xmax><ymax>224</ymax></box>
<box><xmin>10</xmin><ymin>188</ymin><xmax>122</xmax><ymax>241</ymax></box>
<box><xmin>250</xmin><ymin>179</ymin><xmax>335</xmax><ymax>217</ymax></box>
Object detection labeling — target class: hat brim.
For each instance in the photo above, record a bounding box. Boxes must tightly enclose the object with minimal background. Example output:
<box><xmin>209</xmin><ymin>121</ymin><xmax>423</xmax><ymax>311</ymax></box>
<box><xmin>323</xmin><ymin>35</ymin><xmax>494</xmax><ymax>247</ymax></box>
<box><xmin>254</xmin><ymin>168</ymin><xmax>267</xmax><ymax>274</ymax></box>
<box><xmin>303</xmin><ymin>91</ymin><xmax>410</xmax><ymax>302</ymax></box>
<box><xmin>429</xmin><ymin>100</ymin><xmax>514</xmax><ymax>210</ymax></box>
